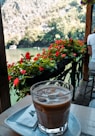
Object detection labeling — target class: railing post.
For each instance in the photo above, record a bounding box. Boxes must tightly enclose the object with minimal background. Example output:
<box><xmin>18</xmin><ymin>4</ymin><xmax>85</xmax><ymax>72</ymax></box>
<box><xmin>83</xmin><ymin>4</ymin><xmax>93</xmax><ymax>81</ymax></box>
<box><xmin>71</xmin><ymin>60</ymin><xmax>77</xmax><ymax>101</ymax></box>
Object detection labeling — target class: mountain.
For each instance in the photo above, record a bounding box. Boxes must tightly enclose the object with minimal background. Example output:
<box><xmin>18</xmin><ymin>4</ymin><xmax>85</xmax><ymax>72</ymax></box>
<box><xmin>1</xmin><ymin>0</ymin><xmax>86</xmax><ymax>47</ymax></box>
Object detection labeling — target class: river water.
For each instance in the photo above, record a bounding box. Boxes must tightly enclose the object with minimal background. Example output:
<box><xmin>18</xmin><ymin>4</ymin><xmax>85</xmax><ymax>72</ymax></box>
<box><xmin>6</xmin><ymin>48</ymin><xmax>43</xmax><ymax>64</ymax></box>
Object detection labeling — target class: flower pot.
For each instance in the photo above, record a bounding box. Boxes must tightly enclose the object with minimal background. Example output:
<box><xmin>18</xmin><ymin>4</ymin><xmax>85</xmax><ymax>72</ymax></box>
<box><xmin>26</xmin><ymin>58</ymin><xmax>72</xmax><ymax>87</ymax></box>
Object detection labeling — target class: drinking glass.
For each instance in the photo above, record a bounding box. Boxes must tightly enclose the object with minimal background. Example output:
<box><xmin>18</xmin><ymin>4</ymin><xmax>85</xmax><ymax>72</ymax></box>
<box><xmin>30</xmin><ymin>80</ymin><xmax>73</xmax><ymax>135</ymax></box>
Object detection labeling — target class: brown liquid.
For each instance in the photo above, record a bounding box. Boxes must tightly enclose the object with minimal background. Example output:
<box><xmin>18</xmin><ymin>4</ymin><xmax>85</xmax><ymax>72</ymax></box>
<box><xmin>33</xmin><ymin>99</ymin><xmax>71</xmax><ymax>129</ymax></box>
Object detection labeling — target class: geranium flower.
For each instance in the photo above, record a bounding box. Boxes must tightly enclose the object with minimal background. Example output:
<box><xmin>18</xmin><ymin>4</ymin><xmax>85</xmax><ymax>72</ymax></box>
<box><xmin>61</xmin><ymin>54</ymin><xmax>66</xmax><ymax>58</ymax></box>
<box><xmin>39</xmin><ymin>66</ymin><xmax>44</xmax><ymax>71</ymax></box>
<box><xmin>8</xmin><ymin>75</ymin><xmax>12</xmax><ymax>81</ymax></box>
<box><xmin>20</xmin><ymin>70</ymin><xmax>26</xmax><ymax>74</ymax></box>
<box><xmin>36</xmin><ymin>53</ymin><xmax>41</xmax><ymax>57</ymax></box>
<box><xmin>33</xmin><ymin>57</ymin><xmax>39</xmax><ymax>61</ymax></box>
<box><xmin>55</xmin><ymin>51</ymin><xmax>60</xmax><ymax>57</ymax></box>
<box><xmin>55</xmin><ymin>39</ymin><xmax>63</xmax><ymax>44</ymax></box>
<box><xmin>7</xmin><ymin>64</ymin><xmax>12</xmax><ymax>68</ymax></box>
<box><xmin>19</xmin><ymin>58</ymin><xmax>24</xmax><ymax>64</ymax></box>
<box><xmin>25</xmin><ymin>52</ymin><xmax>31</xmax><ymax>60</ymax></box>
<box><xmin>73</xmin><ymin>53</ymin><xmax>77</xmax><ymax>57</ymax></box>
<box><xmin>7</xmin><ymin>38</ymin><xmax>86</xmax><ymax>101</ymax></box>
<box><xmin>13</xmin><ymin>78</ymin><xmax>20</xmax><ymax>87</ymax></box>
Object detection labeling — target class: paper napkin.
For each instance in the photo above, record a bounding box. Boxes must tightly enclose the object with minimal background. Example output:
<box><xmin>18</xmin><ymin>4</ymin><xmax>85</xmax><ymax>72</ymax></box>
<box><xmin>16</xmin><ymin>105</ymin><xmax>38</xmax><ymax>128</ymax></box>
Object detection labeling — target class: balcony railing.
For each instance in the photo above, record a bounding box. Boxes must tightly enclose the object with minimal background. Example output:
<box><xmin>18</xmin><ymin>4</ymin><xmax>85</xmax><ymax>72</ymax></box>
<box><xmin>26</xmin><ymin>56</ymin><xmax>83</xmax><ymax>101</ymax></box>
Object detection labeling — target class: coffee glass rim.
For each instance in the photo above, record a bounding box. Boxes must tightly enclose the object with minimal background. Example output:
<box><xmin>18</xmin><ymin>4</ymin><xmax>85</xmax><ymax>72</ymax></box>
<box><xmin>30</xmin><ymin>80</ymin><xmax>73</xmax><ymax>98</ymax></box>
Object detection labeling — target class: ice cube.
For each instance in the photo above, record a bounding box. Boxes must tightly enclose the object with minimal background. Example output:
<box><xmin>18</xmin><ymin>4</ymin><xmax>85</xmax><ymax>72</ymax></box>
<box><xmin>38</xmin><ymin>98</ymin><xmax>47</xmax><ymax>103</ymax></box>
<box><xmin>57</xmin><ymin>92</ymin><xmax>64</xmax><ymax>97</ymax></box>
<box><xmin>48</xmin><ymin>94</ymin><xmax>57</xmax><ymax>99</ymax></box>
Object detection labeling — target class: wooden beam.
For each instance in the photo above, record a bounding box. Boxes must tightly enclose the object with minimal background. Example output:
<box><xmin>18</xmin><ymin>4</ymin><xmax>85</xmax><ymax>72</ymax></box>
<box><xmin>0</xmin><ymin>6</ymin><xmax>11</xmax><ymax>113</ymax></box>
<box><xmin>83</xmin><ymin>4</ymin><xmax>93</xmax><ymax>81</ymax></box>
<box><xmin>85</xmin><ymin>5</ymin><xmax>93</xmax><ymax>41</ymax></box>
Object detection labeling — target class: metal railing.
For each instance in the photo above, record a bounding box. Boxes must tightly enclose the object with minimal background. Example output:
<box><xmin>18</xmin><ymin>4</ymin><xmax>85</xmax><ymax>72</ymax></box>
<box><xmin>26</xmin><ymin>56</ymin><xmax>83</xmax><ymax>101</ymax></box>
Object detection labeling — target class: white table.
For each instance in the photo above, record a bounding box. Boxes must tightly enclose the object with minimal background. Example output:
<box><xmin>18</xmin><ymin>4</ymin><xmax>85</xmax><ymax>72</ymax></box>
<box><xmin>71</xmin><ymin>104</ymin><xmax>95</xmax><ymax>136</ymax></box>
<box><xmin>0</xmin><ymin>95</ymin><xmax>95</xmax><ymax>136</ymax></box>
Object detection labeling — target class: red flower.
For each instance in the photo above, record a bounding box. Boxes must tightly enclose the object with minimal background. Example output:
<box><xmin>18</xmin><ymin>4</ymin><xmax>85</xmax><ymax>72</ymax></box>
<box><xmin>55</xmin><ymin>39</ymin><xmax>63</xmax><ymax>44</ymax></box>
<box><xmin>55</xmin><ymin>51</ymin><xmax>60</xmax><ymax>57</ymax></box>
<box><xmin>61</xmin><ymin>45</ymin><xmax>65</xmax><ymax>49</ymax></box>
<box><xmin>7</xmin><ymin>63</ymin><xmax>14</xmax><ymax>68</ymax></box>
<box><xmin>42</xmin><ymin>55</ymin><xmax>47</xmax><ymax>59</ymax></box>
<box><xmin>19</xmin><ymin>58</ymin><xmax>24</xmax><ymax>64</ymax></box>
<box><xmin>25</xmin><ymin>52</ymin><xmax>31</xmax><ymax>60</ymax></box>
<box><xmin>61</xmin><ymin>54</ymin><xmax>66</xmax><ymax>58</ymax></box>
<box><xmin>48</xmin><ymin>44</ymin><xmax>53</xmax><ymax>49</ymax></box>
<box><xmin>20</xmin><ymin>70</ymin><xmax>26</xmax><ymax>74</ymax></box>
<box><xmin>42</xmin><ymin>49</ymin><xmax>46</xmax><ymax>55</ymax></box>
<box><xmin>73</xmin><ymin>53</ymin><xmax>77</xmax><ymax>56</ymax></box>
<box><xmin>13</xmin><ymin>78</ymin><xmax>20</xmax><ymax>87</ymax></box>
<box><xmin>55</xmin><ymin>45</ymin><xmax>59</xmax><ymax>49</ymax></box>
<box><xmin>7</xmin><ymin>64</ymin><xmax>11</xmax><ymax>68</ymax></box>
<box><xmin>39</xmin><ymin>66</ymin><xmax>44</xmax><ymax>71</ymax></box>
<box><xmin>8</xmin><ymin>75</ymin><xmax>12</xmax><ymax>81</ymax></box>
<box><xmin>77</xmin><ymin>40</ymin><xmax>84</xmax><ymax>46</ymax></box>
<box><xmin>33</xmin><ymin>57</ymin><xmax>39</xmax><ymax>61</ymax></box>
<box><xmin>37</xmin><ymin>53</ymin><xmax>41</xmax><ymax>57</ymax></box>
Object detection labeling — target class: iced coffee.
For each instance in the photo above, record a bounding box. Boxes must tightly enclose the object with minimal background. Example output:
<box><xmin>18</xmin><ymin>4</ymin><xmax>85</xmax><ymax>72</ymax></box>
<box><xmin>30</xmin><ymin>80</ymin><xmax>72</xmax><ymax>135</ymax></box>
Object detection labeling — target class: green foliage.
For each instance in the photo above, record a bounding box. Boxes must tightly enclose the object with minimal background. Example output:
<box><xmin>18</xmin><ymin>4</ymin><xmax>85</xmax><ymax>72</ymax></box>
<box><xmin>78</xmin><ymin>14</ymin><xmax>86</xmax><ymax>23</ymax></box>
<box><xmin>81</xmin><ymin>0</ymin><xmax>95</xmax><ymax>4</ymax></box>
<box><xmin>7</xmin><ymin>38</ymin><xmax>18</xmax><ymax>48</ymax></box>
<box><xmin>41</xmin><ymin>28</ymin><xmax>64</xmax><ymax>46</ymax></box>
<box><xmin>18</xmin><ymin>37</ymin><xmax>33</xmax><ymax>48</ymax></box>
<box><xmin>17</xmin><ymin>24</ymin><xmax>64</xmax><ymax>48</ymax></box>
<box><xmin>7</xmin><ymin>38</ymin><xmax>86</xmax><ymax>101</ymax></box>
<box><xmin>68</xmin><ymin>29</ymin><xmax>85</xmax><ymax>40</ymax></box>
<box><xmin>70</xmin><ymin>1</ymin><xmax>78</xmax><ymax>6</ymax></box>
<box><xmin>3</xmin><ymin>0</ymin><xmax>86</xmax><ymax>47</ymax></box>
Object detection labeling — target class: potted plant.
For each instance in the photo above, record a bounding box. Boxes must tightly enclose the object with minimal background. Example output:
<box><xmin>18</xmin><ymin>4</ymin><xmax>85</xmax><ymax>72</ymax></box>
<box><xmin>7</xmin><ymin>38</ymin><xmax>86</xmax><ymax>101</ymax></box>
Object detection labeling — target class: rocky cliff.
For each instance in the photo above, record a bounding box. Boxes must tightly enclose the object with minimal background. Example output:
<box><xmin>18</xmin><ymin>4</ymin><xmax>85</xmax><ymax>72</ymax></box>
<box><xmin>1</xmin><ymin>0</ymin><xmax>86</xmax><ymax>46</ymax></box>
